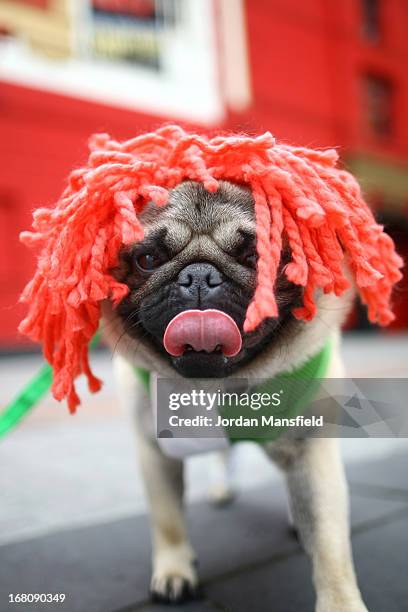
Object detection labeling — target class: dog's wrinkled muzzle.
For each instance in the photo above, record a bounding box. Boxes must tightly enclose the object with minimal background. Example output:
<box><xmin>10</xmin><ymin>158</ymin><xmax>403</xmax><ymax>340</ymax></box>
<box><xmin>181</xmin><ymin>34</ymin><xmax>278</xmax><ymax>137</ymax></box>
<box><xmin>163</xmin><ymin>309</ymin><xmax>242</xmax><ymax>357</ymax></box>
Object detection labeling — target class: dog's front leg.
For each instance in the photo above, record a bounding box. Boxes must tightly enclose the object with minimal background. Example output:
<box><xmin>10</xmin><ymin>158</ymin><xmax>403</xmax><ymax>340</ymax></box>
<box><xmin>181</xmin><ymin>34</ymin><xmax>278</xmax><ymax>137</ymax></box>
<box><xmin>268</xmin><ymin>437</ymin><xmax>368</xmax><ymax>612</ymax></box>
<box><xmin>134</xmin><ymin>415</ymin><xmax>199</xmax><ymax>603</ymax></box>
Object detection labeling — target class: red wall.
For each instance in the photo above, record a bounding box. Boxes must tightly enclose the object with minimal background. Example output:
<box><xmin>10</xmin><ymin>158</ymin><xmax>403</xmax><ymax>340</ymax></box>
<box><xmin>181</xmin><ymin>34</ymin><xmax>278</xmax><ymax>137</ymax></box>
<box><xmin>232</xmin><ymin>0</ymin><xmax>408</xmax><ymax>163</ymax></box>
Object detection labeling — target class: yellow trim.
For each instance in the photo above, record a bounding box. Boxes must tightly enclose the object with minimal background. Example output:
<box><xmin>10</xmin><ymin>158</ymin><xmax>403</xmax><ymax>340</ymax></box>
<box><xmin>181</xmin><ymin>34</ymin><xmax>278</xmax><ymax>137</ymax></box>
<box><xmin>347</xmin><ymin>155</ymin><xmax>408</xmax><ymax>209</ymax></box>
<box><xmin>0</xmin><ymin>0</ymin><xmax>72</xmax><ymax>59</ymax></box>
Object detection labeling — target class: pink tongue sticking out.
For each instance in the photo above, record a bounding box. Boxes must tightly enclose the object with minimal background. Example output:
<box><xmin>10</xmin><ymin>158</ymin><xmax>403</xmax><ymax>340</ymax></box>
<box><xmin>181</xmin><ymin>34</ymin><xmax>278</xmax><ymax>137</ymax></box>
<box><xmin>163</xmin><ymin>309</ymin><xmax>242</xmax><ymax>357</ymax></box>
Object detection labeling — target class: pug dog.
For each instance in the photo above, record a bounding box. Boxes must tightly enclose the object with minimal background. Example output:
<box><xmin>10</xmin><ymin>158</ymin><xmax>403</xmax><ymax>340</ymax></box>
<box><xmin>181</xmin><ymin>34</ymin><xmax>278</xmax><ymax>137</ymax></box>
<box><xmin>102</xmin><ymin>180</ymin><xmax>368</xmax><ymax>612</ymax></box>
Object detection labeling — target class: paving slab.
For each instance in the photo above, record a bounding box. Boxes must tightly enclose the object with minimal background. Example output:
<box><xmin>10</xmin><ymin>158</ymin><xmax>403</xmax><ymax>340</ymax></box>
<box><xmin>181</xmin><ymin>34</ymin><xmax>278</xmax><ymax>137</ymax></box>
<box><xmin>1</xmin><ymin>472</ymin><xmax>407</xmax><ymax>612</ymax></box>
<box><xmin>206</xmin><ymin>506</ymin><xmax>408</xmax><ymax>612</ymax></box>
<box><xmin>190</xmin><ymin>479</ymin><xmax>408</xmax><ymax>582</ymax></box>
<box><xmin>347</xmin><ymin>452</ymin><xmax>408</xmax><ymax>498</ymax></box>
<box><xmin>132</xmin><ymin>602</ymin><xmax>219</xmax><ymax>612</ymax></box>
<box><xmin>0</xmin><ymin>516</ymin><xmax>152</xmax><ymax>612</ymax></box>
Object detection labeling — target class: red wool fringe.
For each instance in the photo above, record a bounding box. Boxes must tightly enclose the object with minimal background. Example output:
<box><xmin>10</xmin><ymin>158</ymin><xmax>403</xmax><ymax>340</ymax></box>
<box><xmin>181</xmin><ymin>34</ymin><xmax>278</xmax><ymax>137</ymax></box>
<box><xmin>19</xmin><ymin>125</ymin><xmax>403</xmax><ymax>412</ymax></box>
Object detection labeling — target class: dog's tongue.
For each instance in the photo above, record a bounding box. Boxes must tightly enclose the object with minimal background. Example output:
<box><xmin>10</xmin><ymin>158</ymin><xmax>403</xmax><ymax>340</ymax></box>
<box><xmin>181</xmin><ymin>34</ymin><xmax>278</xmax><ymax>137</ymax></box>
<box><xmin>163</xmin><ymin>309</ymin><xmax>242</xmax><ymax>357</ymax></box>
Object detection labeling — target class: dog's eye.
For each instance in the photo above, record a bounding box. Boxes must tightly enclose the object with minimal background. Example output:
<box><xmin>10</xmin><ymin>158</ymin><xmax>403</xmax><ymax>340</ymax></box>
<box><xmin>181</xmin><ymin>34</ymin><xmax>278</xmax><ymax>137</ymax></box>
<box><xmin>243</xmin><ymin>253</ymin><xmax>257</xmax><ymax>269</ymax></box>
<box><xmin>135</xmin><ymin>253</ymin><xmax>162</xmax><ymax>272</ymax></box>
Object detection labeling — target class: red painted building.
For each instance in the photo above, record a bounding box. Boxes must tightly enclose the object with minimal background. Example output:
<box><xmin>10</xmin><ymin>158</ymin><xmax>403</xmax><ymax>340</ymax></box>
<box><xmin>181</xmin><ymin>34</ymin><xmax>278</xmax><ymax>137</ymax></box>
<box><xmin>0</xmin><ymin>0</ymin><xmax>407</xmax><ymax>348</ymax></box>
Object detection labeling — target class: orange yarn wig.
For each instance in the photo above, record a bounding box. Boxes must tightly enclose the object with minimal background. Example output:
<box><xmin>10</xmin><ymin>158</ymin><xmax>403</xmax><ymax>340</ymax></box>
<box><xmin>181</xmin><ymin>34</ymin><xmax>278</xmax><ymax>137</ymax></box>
<box><xmin>19</xmin><ymin>125</ymin><xmax>403</xmax><ymax>411</ymax></box>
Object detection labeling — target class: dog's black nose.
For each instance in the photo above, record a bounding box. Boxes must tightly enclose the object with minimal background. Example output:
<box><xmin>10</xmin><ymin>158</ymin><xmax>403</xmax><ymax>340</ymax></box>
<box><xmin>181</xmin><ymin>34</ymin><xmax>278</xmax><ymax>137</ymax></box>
<box><xmin>177</xmin><ymin>263</ymin><xmax>223</xmax><ymax>298</ymax></box>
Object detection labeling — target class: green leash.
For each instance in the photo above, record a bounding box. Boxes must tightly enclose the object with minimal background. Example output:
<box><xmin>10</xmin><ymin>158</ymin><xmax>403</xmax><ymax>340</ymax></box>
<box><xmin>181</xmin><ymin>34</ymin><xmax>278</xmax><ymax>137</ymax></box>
<box><xmin>0</xmin><ymin>363</ymin><xmax>53</xmax><ymax>438</ymax></box>
<box><xmin>0</xmin><ymin>333</ymin><xmax>101</xmax><ymax>439</ymax></box>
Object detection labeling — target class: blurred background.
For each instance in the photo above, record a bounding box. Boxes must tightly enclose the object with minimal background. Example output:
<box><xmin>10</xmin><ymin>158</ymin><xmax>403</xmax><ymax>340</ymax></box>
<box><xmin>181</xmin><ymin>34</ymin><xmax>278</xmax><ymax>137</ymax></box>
<box><xmin>0</xmin><ymin>2</ymin><xmax>408</xmax><ymax>610</ymax></box>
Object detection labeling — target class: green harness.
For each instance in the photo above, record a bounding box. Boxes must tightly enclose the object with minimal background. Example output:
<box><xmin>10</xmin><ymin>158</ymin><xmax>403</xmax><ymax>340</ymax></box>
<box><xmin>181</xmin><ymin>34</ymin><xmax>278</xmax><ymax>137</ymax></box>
<box><xmin>135</xmin><ymin>340</ymin><xmax>332</xmax><ymax>444</ymax></box>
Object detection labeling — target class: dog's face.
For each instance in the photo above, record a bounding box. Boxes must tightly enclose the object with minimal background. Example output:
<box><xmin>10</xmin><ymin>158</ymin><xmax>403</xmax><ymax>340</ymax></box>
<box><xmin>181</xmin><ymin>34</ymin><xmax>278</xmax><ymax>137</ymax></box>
<box><xmin>111</xmin><ymin>180</ymin><xmax>305</xmax><ymax>378</ymax></box>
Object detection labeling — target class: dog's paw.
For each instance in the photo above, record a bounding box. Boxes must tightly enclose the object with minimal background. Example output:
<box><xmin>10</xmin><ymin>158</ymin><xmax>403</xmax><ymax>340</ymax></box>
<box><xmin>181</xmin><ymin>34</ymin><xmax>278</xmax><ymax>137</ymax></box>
<box><xmin>208</xmin><ymin>482</ymin><xmax>236</xmax><ymax>506</ymax></box>
<box><xmin>151</xmin><ymin>574</ymin><xmax>202</xmax><ymax>604</ymax></box>
<box><xmin>150</xmin><ymin>544</ymin><xmax>201</xmax><ymax>604</ymax></box>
